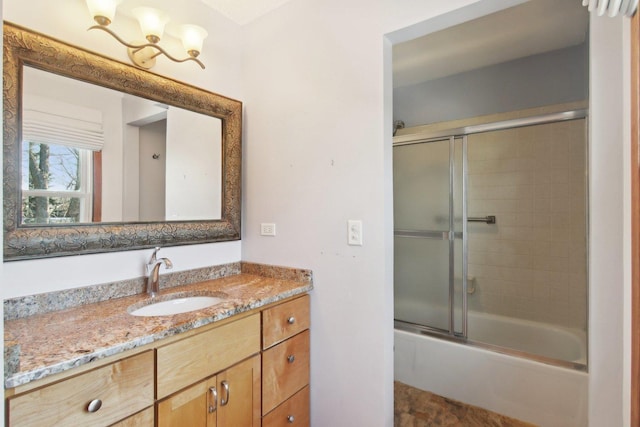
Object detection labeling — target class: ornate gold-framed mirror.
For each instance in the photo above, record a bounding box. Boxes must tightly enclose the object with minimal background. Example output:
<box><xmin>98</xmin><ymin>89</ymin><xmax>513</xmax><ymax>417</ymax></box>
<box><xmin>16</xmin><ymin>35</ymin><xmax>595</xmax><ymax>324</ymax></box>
<box><xmin>3</xmin><ymin>22</ymin><xmax>242</xmax><ymax>260</ymax></box>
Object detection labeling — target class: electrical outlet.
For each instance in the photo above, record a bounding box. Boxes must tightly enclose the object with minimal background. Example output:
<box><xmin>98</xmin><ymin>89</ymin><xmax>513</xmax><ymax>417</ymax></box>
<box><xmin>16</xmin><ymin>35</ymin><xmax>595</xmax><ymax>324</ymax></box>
<box><xmin>260</xmin><ymin>223</ymin><xmax>276</xmax><ymax>236</ymax></box>
<box><xmin>348</xmin><ymin>220</ymin><xmax>363</xmax><ymax>246</ymax></box>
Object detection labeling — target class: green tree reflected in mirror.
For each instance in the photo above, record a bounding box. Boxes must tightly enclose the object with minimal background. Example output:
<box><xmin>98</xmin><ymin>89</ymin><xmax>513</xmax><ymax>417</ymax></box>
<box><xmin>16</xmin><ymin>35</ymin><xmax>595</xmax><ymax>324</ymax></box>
<box><xmin>21</xmin><ymin>141</ymin><xmax>91</xmax><ymax>224</ymax></box>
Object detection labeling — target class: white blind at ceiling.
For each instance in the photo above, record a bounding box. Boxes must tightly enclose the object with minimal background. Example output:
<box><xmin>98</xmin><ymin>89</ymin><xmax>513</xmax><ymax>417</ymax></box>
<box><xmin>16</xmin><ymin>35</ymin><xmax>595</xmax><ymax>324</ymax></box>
<box><xmin>582</xmin><ymin>0</ymin><xmax>639</xmax><ymax>17</ymax></box>
<box><xmin>22</xmin><ymin>95</ymin><xmax>105</xmax><ymax>151</ymax></box>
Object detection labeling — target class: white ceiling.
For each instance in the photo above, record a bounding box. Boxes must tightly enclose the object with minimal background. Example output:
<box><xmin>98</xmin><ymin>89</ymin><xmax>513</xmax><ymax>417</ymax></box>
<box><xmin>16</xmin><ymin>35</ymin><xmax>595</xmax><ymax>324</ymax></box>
<box><xmin>198</xmin><ymin>0</ymin><xmax>294</xmax><ymax>25</ymax></box>
<box><xmin>115</xmin><ymin>0</ymin><xmax>294</xmax><ymax>27</ymax></box>
<box><xmin>393</xmin><ymin>0</ymin><xmax>589</xmax><ymax>88</ymax></box>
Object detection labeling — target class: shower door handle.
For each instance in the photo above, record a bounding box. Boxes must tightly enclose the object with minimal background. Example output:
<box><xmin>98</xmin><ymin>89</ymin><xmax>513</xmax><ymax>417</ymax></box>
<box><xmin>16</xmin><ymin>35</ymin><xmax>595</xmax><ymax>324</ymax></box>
<box><xmin>467</xmin><ymin>215</ymin><xmax>496</xmax><ymax>224</ymax></box>
<box><xmin>394</xmin><ymin>230</ymin><xmax>450</xmax><ymax>240</ymax></box>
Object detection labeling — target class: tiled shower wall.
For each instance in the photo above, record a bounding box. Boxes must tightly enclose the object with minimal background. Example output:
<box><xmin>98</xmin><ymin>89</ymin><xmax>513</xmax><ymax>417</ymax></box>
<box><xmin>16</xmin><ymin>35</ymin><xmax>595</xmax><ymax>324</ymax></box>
<box><xmin>466</xmin><ymin>119</ymin><xmax>587</xmax><ymax>330</ymax></box>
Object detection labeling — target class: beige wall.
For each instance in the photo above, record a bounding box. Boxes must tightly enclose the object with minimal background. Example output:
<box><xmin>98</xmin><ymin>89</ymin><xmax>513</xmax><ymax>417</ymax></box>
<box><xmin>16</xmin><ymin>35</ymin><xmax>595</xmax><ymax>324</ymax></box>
<box><xmin>467</xmin><ymin>119</ymin><xmax>587</xmax><ymax>330</ymax></box>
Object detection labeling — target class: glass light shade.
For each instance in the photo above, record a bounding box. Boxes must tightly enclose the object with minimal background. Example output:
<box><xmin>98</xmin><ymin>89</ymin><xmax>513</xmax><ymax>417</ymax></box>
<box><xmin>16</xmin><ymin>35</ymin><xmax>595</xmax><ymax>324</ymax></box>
<box><xmin>85</xmin><ymin>0</ymin><xmax>122</xmax><ymax>25</ymax></box>
<box><xmin>180</xmin><ymin>25</ymin><xmax>208</xmax><ymax>57</ymax></box>
<box><xmin>132</xmin><ymin>7</ymin><xmax>169</xmax><ymax>43</ymax></box>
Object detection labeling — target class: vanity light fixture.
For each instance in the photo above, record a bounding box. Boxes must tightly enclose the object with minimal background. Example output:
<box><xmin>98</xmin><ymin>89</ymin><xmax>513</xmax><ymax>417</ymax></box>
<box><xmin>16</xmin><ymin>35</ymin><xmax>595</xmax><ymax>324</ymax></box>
<box><xmin>85</xmin><ymin>0</ymin><xmax>207</xmax><ymax>69</ymax></box>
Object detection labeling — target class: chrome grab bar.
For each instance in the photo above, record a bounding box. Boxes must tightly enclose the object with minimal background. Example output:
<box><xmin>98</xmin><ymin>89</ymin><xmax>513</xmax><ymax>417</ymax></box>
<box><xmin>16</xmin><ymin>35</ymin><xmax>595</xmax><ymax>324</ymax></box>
<box><xmin>467</xmin><ymin>215</ymin><xmax>496</xmax><ymax>224</ymax></box>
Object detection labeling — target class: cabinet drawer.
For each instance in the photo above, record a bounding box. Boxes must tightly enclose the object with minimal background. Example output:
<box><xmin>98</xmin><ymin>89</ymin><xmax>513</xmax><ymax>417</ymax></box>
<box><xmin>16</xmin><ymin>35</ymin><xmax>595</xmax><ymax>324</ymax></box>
<box><xmin>263</xmin><ymin>295</ymin><xmax>310</xmax><ymax>349</ymax></box>
<box><xmin>262</xmin><ymin>330</ymin><xmax>310</xmax><ymax>414</ymax></box>
<box><xmin>112</xmin><ymin>407</ymin><xmax>154</xmax><ymax>426</ymax></box>
<box><xmin>263</xmin><ymin>385</ymin><xmax>310</xmax><ymax>427</ymax></box>
<box><xmin>157</xmin><ymin>313</ymin><xmax>260</xmax><ymax>398</ymax></box>
<box><xmin>8</xmin><ymin>351</ymin><xmax>154</xmax><ymax>427</ymax></box>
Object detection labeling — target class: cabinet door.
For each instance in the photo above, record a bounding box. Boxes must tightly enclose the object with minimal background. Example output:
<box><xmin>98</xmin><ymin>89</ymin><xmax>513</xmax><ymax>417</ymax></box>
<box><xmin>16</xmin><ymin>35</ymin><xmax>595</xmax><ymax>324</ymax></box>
<box><xmin>217</xmin><ymin>355</ymin><xmax>262</xmax><ymax>427</ymax></box>
<box><xmin>157</xmin><ymin>377</ymin><xmax>217</xmax><ymax>427</ymax></box>
<box><xmin>158</xmin><ymin>355</ymin><xmax>260</xmax><ymax>427</ymax></box>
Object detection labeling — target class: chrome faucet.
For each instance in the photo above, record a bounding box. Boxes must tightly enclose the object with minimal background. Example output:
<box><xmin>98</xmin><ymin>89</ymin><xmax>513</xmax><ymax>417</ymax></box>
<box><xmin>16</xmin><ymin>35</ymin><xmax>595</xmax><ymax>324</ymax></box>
<box><xmin>146</xmin><ymin>247</ymin><xmax>173</xmax><ymax>297</ymax></box>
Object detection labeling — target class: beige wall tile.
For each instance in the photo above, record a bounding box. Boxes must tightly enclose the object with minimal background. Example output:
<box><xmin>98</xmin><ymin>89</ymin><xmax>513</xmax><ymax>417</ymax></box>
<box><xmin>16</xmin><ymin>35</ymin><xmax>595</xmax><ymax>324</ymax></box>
<box><xmin>465</xmin><ymin>119</ymin><xmax>587</xmax><ymax>331</ymax></box>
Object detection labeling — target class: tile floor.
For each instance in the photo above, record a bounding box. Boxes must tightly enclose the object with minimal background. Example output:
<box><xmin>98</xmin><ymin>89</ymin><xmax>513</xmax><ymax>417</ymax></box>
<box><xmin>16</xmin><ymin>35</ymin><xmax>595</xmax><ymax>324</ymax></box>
<box><xmin>394</xmin><ymin>381</ymin><xmax>538</xmax><ymax>427</ymax></box>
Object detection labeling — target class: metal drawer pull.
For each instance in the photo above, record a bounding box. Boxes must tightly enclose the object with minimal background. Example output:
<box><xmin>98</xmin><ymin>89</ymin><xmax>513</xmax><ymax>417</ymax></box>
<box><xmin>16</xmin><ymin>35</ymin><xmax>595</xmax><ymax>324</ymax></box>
<box><xmin>287</xmin><ymin>316</ymin><xmax>295</xmax><ymax>325</ymax></box>
<box><xmin>87</xmin><ymin>399</ymin><xmax>102</xmax><ymax>413</ymax></box>
<box><xmin>467</xmin><ymin>215</ymin><xmax>496</xmax><ymax>224</ymax></box>
<box><xmin>287</xmin><ymin>415</ymin><xmax>295</xmax><ymax>423</ymax></box>
<box><xmin>220</xmin><ymin>380</ymin><xmax>230</xmax><ymax>406</ymax></box>
<box><xmin>208</xmin><ymin>386</ymin><xmax>217</xmax><ymax>413</ymax></box>
<box><xmin>287</xmin><ymin>354</ymin><xmax>295</xmax><ymax>363</ymax></box>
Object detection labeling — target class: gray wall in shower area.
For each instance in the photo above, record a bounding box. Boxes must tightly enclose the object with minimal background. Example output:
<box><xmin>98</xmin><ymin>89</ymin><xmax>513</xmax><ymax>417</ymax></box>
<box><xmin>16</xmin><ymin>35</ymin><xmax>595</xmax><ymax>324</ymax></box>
<box><xmin>393</xmin><ymin>43</ymin><xmax>588</xmax><ymax>128</ymax></box>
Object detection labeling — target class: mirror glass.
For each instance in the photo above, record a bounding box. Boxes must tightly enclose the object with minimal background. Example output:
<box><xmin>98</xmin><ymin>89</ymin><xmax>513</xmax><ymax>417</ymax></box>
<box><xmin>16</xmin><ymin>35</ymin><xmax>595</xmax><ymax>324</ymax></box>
<box><xmin>21</xmin><ymin>66</ymin><xmax>222</xmax><ymax>225</ymax></box>
<box><xmin>3</xmin><ymin>23</ymin><xmax>241</xmax><ymax>261</ymax></box>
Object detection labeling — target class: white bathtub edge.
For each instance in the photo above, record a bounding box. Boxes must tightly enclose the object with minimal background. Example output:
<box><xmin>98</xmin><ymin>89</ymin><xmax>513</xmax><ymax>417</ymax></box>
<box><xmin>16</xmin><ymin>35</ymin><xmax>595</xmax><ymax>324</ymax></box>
<box><xmin>394</xmin><ymin>329</ymin><xmax>588</xmax><ymax>427</ymax></box>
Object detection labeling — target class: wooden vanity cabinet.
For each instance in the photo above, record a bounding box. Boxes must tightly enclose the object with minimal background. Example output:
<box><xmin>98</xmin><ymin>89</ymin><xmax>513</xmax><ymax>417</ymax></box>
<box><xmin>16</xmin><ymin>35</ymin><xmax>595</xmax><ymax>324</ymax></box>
<box><xmin>6</xmin><ymin>294</ymin><xmax>310</xmax><ymax>427</ymax></box>
<box><xmin>262</xmin><ymin>295</ymin><xmax>311</xmax><ymax>426</ymax></box>
<box><xmin>157</xmin><ymin>355</ymin><xmax>261</xmax><ymax>427</ymax></box>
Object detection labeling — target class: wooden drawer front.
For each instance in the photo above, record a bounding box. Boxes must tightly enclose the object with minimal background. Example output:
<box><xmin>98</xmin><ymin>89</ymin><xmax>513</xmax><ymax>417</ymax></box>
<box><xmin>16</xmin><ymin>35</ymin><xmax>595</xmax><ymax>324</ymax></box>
<box><xmin>263</xmin><ymin>385</ymin><xmax>310</xmax><ymax>427</ymax></box>
<box><xmin>263</xmin><ymin>295</ymin><xmax>310</xmax><ymax>349</ymax></box>
<box><xmin>8</xmin><ymin>351</ymin><xmax>154</xmax><ymax>427</ymax></box>
<box><xmin>262</xmin><ymin>330</ymin><xmax>310</xmax><ymax>414</ymax></box>
<box><xmin>157</xmin><ymin>313</ymin><xmax>260</xmax><ymax>398</ymax></box>
<box><xmin>112</xmin><ymin>407</ymin><xmax>154</xmax><ymax>426</ymax></box>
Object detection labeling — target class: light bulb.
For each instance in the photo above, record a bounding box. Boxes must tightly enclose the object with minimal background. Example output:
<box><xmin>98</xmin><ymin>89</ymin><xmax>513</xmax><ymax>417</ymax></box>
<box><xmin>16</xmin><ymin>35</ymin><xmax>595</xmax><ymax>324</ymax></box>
<box><xmin>180</xmin><ymin>24</ymin><xmax>208</xmax><ymax>57</ymax></box>
<box><xmin>85</xmin><ymin>0</ymin><xmax>122</xmax><ymax>26</ymax></box>
<box><xmin>132</xmin><ymin>7</ymin><xmax>169</xmax><ymax>44</ymax></box>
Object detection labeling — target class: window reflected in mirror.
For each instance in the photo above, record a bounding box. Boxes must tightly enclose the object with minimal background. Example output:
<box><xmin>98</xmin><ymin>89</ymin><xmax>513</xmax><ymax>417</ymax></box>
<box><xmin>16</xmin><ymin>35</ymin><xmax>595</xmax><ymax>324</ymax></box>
<box><xmin>21</xmin><ymin>141</ymin><xmax>94</xmax><ymax>224</ymax></box>
<box><xmin>21</xmin><ymin>66</ymin><xmax>223</xmax><ymax>225</ymax></box>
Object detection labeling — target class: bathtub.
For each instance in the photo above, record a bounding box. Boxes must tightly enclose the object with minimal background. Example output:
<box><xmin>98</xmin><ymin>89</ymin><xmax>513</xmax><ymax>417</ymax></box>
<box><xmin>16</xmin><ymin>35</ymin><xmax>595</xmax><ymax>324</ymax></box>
<box><xmin>394</xmin><ymin>303</ymin><xmax>588</xmax><ymax>426</ymax></box>
<box><xmin>466</xmin><ymin>310</ymin><xmax>587</xmax><ymax>366</ymax></box>
<box><xmin>395</xmin><ymin>299</ymin><xmax>587</xmax><ymax>365</ymax></box>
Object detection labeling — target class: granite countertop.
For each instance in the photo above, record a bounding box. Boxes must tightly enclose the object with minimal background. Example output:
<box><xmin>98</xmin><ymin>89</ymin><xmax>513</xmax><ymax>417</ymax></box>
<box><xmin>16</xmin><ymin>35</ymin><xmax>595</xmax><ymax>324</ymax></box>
<box><xmin>5</xmin><ymin>267</ymin><xmax>313</xmax><ymax>389</ymax></box>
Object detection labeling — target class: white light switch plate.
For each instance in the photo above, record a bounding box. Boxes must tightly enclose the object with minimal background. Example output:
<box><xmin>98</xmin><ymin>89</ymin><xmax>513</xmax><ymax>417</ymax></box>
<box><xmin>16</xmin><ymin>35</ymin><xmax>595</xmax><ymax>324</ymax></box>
<box><xmin>348</xmin><ymin>220</ymin><xmax>363</xmax><ymax>246</ymax></box>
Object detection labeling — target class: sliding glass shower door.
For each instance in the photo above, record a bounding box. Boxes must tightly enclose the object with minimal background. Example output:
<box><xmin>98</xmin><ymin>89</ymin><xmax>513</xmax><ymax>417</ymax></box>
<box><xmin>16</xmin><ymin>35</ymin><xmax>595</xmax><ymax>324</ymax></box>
<box><xmin>393</xmin><ymin>137</ymin><xmax>464</xmax><ymax>336</ymax></box>
<box><xmin>393</xmin><ymin>113</ymin><xmax>588</xmax><ymax>366</ymax></box>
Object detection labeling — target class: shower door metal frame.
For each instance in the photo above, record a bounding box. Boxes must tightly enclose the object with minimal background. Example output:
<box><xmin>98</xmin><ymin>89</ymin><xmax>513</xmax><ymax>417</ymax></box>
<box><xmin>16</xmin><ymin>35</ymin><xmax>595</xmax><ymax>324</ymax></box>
<box><xmin>461</xmin><ymin>135</ymin><xmax>469</xmax><ymax>338</ymax></box>
<box><xmin>393</xmin><ymin>108</ymin><xmax>589</xmax><ymax>355</ymax></box>
<box><xmin>393</xmin><ymin>109</ymin><xmax>587</xmax><ymax>145</ymax></box>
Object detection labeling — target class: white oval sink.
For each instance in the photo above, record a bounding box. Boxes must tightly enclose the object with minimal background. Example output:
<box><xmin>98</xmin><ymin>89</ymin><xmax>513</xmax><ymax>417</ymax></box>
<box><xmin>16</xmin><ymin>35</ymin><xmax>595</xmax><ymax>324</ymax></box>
<box><xmin>130</xmin><ymin>296</ymin><xmax>224</xmax><ymax>317</ymax></box>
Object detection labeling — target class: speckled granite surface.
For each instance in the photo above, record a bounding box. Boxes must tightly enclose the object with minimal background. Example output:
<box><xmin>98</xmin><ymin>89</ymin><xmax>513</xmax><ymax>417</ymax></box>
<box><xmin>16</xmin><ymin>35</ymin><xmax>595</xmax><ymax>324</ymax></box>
<box><xmin>4</xmin><ymin>263</ymin><xmax>312</xmax><ymax>389</ymax></box>
<box><xmin>241</xmin><ymin>261</ymin><xmax>313</xmax><ymax>282</ymax></box>
<box><xmin>4</xmin><ymin>262</ymin><xmax>242</xmax><ymax>321</ymax></box>
<box><xmin>394</xmin><ymin>382</ymin><xmax>538</xmax><ymax>427</ymax></box>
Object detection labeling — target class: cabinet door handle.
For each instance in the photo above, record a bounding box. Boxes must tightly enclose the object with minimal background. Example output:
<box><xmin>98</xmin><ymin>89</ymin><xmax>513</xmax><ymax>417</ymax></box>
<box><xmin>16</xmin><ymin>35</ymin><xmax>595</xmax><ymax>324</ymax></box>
<box><xmin>220</xmin><ymin>380</ymin><xmax>230</xmax><ymax>406</ymax></box>
<box><xmin>208</xmin><ymin>386</ymin><xmax>217</xmax><ymax>413</ymax></box>
<box><xmin>287</xmin><ymin>354</ymin><xmax>295</xmax><ymax>363</ymax></box>
<box><xmin>87</xmin><ymin>399</ymin><xmax>102</xmax><ymax>413</ymax></box>
<box><xmin>287</xmin><ymin>415</ymin><xmax>295</xmax><ymax>423</ymax></box>
<box><xmin>287</xmin><ymin>316</ymin><xmax>295</xmax><ymax>325</ymax></box>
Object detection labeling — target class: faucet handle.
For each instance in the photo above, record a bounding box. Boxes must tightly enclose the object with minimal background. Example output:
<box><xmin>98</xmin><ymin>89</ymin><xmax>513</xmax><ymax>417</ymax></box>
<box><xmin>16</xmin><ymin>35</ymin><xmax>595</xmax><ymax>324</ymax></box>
<box><xmin>159</xmin><ymin>257</ymin><xmax>173</xmax><ymax>270</ymax></box>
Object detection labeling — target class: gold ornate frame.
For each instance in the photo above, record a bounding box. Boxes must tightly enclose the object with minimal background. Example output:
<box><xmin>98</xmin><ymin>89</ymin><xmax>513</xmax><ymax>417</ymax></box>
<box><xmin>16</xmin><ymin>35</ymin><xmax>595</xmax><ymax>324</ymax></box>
<box><xmin>3</xmin><ymin>23</ymin><xmax>242</xmax><ymax>260</ymax></box>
